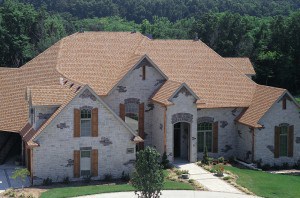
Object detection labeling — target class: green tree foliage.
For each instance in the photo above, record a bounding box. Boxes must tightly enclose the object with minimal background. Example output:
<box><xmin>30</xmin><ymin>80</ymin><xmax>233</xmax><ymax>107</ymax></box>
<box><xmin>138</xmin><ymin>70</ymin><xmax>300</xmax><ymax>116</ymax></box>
<box><xmin>11</xmin><ymin>168</ymin><xmax>30</xmax><ymax>190</ymax></box>
<box><xmin>131</xmin><ymin>147</ymin><xmax>164</xmax><ymax>198</ymax></box>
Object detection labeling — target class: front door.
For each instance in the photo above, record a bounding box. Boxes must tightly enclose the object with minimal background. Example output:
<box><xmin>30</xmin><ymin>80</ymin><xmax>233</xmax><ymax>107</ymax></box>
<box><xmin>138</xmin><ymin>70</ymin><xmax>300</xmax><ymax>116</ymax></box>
<box><xmin>174</xmin><ymin>123</ymin><xmax>181</xmax><ymax>158</ymax></box>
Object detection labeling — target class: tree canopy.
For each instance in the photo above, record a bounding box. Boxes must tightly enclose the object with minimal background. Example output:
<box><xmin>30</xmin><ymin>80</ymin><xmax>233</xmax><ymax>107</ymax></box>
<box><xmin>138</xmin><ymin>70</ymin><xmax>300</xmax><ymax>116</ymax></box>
<box><xmin>0</xmin><ymin>0</ymin><xmax>299</xmax><ymax>94</ymax></box>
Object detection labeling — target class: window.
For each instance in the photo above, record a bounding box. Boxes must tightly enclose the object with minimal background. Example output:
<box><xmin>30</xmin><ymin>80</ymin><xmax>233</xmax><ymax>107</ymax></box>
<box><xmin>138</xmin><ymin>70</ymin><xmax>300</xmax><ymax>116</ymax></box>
<box><xmin>279</xmin><ymin>125</ymin><xmax>288</xmax><ymax>156</ymax></box>
<box><xmin>197</xmin><ymin>122</ymin><xmax>213</xmax><ymax>152</ymax></box>
<box><xmin>125</xmin><ymin>102</ymin><xmax>139</xmax><ymax>132</ymax></box>
<box><xmin>80</xmin><ymin>150</ymin><xmax>91</xmax><ymax>176</ymax></box>
<box><xmin>80</xmin><ymin>109</ymin><xmax>91</xmax><ymax>137</ymax></box>
<box><xmin>142</xmin><ymin>65</ymin><xmax>146</xmax><ymax>80</ymax></box>
<box><xmin>282</xmin><ymin>98</ymin><xmax>287</xmax><ymax>110</ymax></box>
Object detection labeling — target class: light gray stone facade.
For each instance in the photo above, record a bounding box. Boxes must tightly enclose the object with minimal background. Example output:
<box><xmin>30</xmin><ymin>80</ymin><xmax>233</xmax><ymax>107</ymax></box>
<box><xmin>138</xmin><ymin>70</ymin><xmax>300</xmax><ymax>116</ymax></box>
<box><xmin>32</xmin><ymin>88</ymin><xmax>136</xmax><ymax>185</ymax></box>
<box><xmin>254</xmin><ymin>98</ymin><xmax>300</xmax><ymax>166</ymax></box>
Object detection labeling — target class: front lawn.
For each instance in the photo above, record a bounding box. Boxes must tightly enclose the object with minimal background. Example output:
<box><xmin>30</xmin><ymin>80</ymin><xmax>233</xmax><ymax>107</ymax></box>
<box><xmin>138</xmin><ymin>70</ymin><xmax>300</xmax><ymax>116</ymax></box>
<box><xmin>225</xmin><ymin>166</ymin><xmax>300</xmax><ymax>198</ymax></box>
<box><xmin>41</xmin><ymin>170</ymin><xmax>194</xmax><ymax>198</ymax></box>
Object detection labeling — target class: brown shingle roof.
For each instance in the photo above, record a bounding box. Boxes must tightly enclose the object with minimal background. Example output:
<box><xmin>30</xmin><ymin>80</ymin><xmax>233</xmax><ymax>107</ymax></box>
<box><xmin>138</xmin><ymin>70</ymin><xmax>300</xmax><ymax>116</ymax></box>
<box><xmin>225</xmin><ymin>57</ymin><xmax>256</xmax><ymax>75</ymax></box>
<box><xmin>152</xmin><ymin>80</ymin><xmax>182</xmax><ymax>105</ymax></box>
<box><xmin>0</xmin><ymin>31</ymin><xmax>281</xmax><ymax>132</ymax></box>
<box><xmin>238</xmin><ymin>85</ymin><xmax>286</xmax><ymax>128</ymax></box>
<box><xmin>28</xmin><ymin>85</ymin><xmax>72</xmax><ymax>106</ymax></box>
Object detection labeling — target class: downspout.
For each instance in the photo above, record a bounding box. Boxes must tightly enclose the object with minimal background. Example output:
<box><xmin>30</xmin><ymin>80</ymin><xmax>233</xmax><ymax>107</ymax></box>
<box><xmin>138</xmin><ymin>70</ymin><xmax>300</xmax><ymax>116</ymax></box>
<box><xmin>163</xmin><ymin>106</ymin><xmax>167</xmax><ymax>153</ymax></box>
<box><xmin>251</xmin><ymin>128</ymin><xmax>255</xmax><ymax>162</ymax></box>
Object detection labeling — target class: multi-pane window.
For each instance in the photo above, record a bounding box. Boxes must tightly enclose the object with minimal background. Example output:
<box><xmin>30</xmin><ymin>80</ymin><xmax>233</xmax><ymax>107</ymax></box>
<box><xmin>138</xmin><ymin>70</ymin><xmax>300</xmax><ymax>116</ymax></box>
<box><xmin>279</xmin><ymin>125</ymin><xmax>288</xmax><ymax>156</ymax></box>
<box><xmin>80</xmin><ymin>150</ymin><xmax>91</xmax><ymax>176</ymax></box>
<box><xmin>80</xmin><ymin>109</ymin><xmax>91</xmax><ymax>137</ymax></box>
<box><xmin>197</xmin><ymin>122</ymin><xmax>213</xmax><ymax>152</ymax></box>
<box><xmin>125</xmin><ymin>102</ymin><xmax>139</xmax><ymax>132</ymax></box>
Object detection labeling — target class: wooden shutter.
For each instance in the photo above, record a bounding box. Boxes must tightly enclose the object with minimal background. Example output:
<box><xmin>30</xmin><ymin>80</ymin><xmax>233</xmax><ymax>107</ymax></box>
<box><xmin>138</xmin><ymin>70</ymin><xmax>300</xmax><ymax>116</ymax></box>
<box><xmin>213</xmin><ymin>121</ymin><xmax>218</xmax><ymax>153</ymax></box>
<box><xmin>138</xmin><ymin>103</ymin><xmax>145</xmax><ymax>149</ymax></box>
<box><xmin>288</xmin><ymin>125</ymin><xmax>294</xmax><ymax>157</ymax></box>
<box><xmin>74</xmin><ymin>150</ymin><xmax>80</xmax><ymax>178</ymax></box>
<box><xmin>74</xmin><ymin>109</ymin><xmax>80</xmax><ymax>137</ymax></box>
<box><xmin>119</xmin><ymin>103</ymin><xmax>125</xmax><ymax>121</ymax></box>
<box><xmin>91</xmin><ymin>149</ymin><xmax>98</xmax><ymax>177</ymax></box>
<box><xmin>92</xmin><ymin>108</ymin><xmax>98</xmax><ymax>137</ymax></box>
<box><xmin>274</xmin><ymin>126</ymin><xmax>280</xmax><ymax>158</ymax></box>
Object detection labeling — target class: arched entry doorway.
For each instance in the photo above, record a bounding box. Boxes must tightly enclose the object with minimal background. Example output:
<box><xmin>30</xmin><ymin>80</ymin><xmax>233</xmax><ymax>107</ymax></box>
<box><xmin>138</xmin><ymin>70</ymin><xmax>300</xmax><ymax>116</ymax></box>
<box><xmin>173</xmin><ymin>122</ymin><xmax>190</xmax><ymax>161</ymax></box>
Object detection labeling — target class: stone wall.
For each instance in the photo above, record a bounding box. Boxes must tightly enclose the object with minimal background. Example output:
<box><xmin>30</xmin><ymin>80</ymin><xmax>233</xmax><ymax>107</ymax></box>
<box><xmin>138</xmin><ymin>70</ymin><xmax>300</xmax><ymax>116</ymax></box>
<box><xmin>32</xmin><ymin>106</ymin><xmax>58</xmax><ymax>130</ymax></box>
<box><xmin>32</xmin><ymin>88</ymin><xmax>136</xmax><ymax>185</ymax></box>
<box><xmin>236</xmin><ymin>123</ymin><xmax>253</xmax><ymax>163</ymax></box>
<box><xmin>197</xmin><ymin>108</ymin><xmax>243</xmax><ymax>160</ymax></box>
<box><xmin>151</xmin><ymin>102</ymin><xmax>165</xmax><ymax>155</ymax></box>
<box><xmin>254</xmin><ymin>98</ymin><xmax>300</xmax><ymax>166</ymax></box>
<box><xmin>103</xmin><ymin>63</ymin><xmax>165</xmax><ymax>146</ymax></box>
<box><xmin>166</xmin><ymin>92</ymin><xmax>198</xmax><ymax>162</ymax></box>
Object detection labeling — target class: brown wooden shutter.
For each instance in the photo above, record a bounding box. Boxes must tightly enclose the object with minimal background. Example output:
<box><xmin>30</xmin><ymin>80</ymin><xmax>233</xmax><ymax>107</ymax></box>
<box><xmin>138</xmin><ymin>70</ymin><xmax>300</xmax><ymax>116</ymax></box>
<box><xmin>274</xmin><ymin>126</ymin><xmax>280</xmax><ymax>158</ymax></box>
<box><xmin>213</xmin><ymin>121</ymin><xmax>218</xmax><ymax>153</ymax></box>
<box><xmin>282</xmin><ymin>98</ymin><xmax>287</xmax><ymax>109</ymax></box>
<box><xmin>288</xmin><ymin>125</ymin><xmax>294</xmax><ymax>157</ymax></box>
<box><xmin>74</xmin><ymin>109</ymin><xmax>80</xmax><ymax>137</ymax></box>
<box><xmin>138</xmin><ymin>103</ymin><xmax>145</xmax><ymax>149</ymax></box>
<box><xmin>119</xmin><ymin>103</ymin><xmax>125</xmax><ymax>121</ymax></box>
<box><xmin>91</xmin><ymin>149</ymin><xmax>98</xmax><ymax>177</ymax></box>
<box><xmin>92</xmin><ymin>108</ymin><xmax>98</xmax><ymax>137</ymax></box>
<box><xmin>74</xmin><ymin>150</ymin><xmax>80</xmax><ymax>178</ymax></box>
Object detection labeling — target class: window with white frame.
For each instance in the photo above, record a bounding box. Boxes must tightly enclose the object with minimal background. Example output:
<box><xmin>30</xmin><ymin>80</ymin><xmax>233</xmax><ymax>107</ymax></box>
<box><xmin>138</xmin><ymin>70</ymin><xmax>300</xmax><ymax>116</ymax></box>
<box><xmin>125</xmin><ymin>102</ymin><xmax>139</xmax><ymax>132</ymax></box>
<box><xmin>279</xmin><ymin>124</ymin><xmax>288</xmax><ymax>156</ymax></box>
<box><xmin>197</xmin><ymin>122</ymin><xmax>213</xmax><ymax>152</ymax></box>
<box><xmin>80</xmin><ymin>149</ymin><xmax>91</xmax><ymax>176</ymax></box>
<box><xmin>80</xmin><ymin>109</ymin><xmax>91</xmax><ymax>137</ymax></box>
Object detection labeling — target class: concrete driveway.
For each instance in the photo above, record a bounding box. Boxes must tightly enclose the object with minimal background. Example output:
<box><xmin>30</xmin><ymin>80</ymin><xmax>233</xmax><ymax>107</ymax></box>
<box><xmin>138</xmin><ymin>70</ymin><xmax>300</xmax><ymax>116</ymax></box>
<box><xmin>77</xmin><ymin>190</ymin><xmax>258</xmax><ymax>198</ymax></box>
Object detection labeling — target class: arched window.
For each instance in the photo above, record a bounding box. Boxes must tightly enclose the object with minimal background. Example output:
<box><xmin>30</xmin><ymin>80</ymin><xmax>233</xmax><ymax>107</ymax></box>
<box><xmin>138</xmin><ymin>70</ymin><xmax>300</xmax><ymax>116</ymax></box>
<box><xmin>279</xmin><ymin>124</ymin><xmax>288</xmax><ymax>156</ymax></box>
<box><xmin>80</xmin><ymin>109</ymin><xmax>91</xmax><ymax>137</ymax></box>
<box><xmin>197</xmin><ymin>122</ymin><xmax>213</xmax><ymax>152</ymax></box>
<box><xmin>125</xmin><ymin>102</ymin><xmax>139</xmax><ymax>132</ymax></box>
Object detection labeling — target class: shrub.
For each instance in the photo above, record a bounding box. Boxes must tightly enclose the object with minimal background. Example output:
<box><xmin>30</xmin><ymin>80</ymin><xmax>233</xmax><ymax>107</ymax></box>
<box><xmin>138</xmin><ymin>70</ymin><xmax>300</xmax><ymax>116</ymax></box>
<box><xmin>218</xmin><ymin>157</ymin><xmax>225</xmax><ymax>163</ymax></box>
<box><xmin>174</xmin><ymin>169</ymin><xmax>189</xmax><ymax>176</ymax></box>
<box><xmin>18</xmin><ymin>193</ymin><xmax>26</xmax><ymax>198</ymax></box>
<box><xmin>202</xmin><ymin>146</ymin><xmax>209</xmax><ymax>165</ymax></box>
<box><xmin>83</xmin><ymin>175</ymin><xmax>92</xmax><ymax>183</ymax></box>
<box><xmin>282</xmin><ymin>162</ymin><xmax>289</xmax><ymax>169</ymax></box>
<box><xmin>103</xmin><ymin>173</ymin><xmax>113</xmax><ymax>182</ymax></box>
<box><xmin>161</xmin><ymin>152</ymin><xmax>170</xmax><ymax>169</ymax></box>
<box><xmin>261</xmin><ymin>164</ymin><xmax>271</xmax><ymax>171</ymax></box>
<box><xmin>121</xmin><ymin>171</ymin><xmax>130</xmax><ymax>182</ymax></box>
<box><xmin>131</xmin><ymin>147</ymin><xmax>164</xmax><ymax>198</ymax></box>
<box><xmin>42</xmin><ymin>177</ymin><xmax>53</xmax><ymax>186</ymax></box>
<box><xmin>223</xmin><ymin>176</ymin><xmax>232</xmax><ymax>181</ymax></box>
<box><xmin>4</xmin><ymin>188</ymin><xmax>16</xmax><ymax>197</ymax></box>
<box><xmin>26</xmin><ymin>194</ymin><xmax>35</xmax><ymax>198</ymax></box>
<box><xmin>214</xmin><ymin>164</ymin><xmax>224</xmax><ymax>176</ymax></box>
<box><xmin>188</xmin><ymin>179</ymin><xmax>194</xmax><ymax>183</ymax></box>
<box><xmin>62</xmin><ymin>176</ymin><xmax>70</xmax><ymax>184</ymax></box>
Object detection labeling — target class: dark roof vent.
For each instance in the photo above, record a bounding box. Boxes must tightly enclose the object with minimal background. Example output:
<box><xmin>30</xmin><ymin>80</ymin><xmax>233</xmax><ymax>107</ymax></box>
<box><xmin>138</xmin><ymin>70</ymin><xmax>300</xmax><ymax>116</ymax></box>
<box><xmin>194</xmin><ymin>32</ymin><xmax>199</xmax><ymax>41</ymax></box>
<box><xmin>79</xmin><ymin>27</ymin><xmax>84</xmax><ymax>33</ymax></box>
<box><xmin>145</xmin><ymin>34</ymin><xmax>153</xmax><ymax>39</ymax></box>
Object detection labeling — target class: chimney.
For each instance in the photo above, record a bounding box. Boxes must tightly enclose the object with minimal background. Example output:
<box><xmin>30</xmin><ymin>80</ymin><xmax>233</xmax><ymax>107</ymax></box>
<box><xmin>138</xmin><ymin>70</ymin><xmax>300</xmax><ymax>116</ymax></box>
<box><xmin>194</xmin><ymin>32</ymin><xmax>199</xmax><ymax>41</ymax></box>
<box><xmin>79</xmin><ymin>27</ymin><xmax>84</xmax><ymax>33</ymax></box>
<box><xmin>131</xmin><ymin>28</ymin><xmax>136</xmax><ymax>34</ymax></box>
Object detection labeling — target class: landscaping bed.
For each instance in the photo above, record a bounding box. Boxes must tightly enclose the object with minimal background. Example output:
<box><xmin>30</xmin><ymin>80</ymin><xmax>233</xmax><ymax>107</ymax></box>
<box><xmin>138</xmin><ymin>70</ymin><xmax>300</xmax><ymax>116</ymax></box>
<box><xmin>1</xmin><ymin>169</ymin><xmax>196</xmax><ymax>198</ymax></box>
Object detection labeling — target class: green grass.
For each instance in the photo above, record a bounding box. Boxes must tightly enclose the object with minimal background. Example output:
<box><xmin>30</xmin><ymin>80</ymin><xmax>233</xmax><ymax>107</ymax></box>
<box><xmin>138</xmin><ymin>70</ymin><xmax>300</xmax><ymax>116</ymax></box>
<box><xmin>41</xmin><ymin>170</ymin><xmax>194</xmax><ymax>198</ymax></box>
<box><xmin>224</xmin><ymin>166</ymin><xmax>300</xmax><ymax>198</ymax></box>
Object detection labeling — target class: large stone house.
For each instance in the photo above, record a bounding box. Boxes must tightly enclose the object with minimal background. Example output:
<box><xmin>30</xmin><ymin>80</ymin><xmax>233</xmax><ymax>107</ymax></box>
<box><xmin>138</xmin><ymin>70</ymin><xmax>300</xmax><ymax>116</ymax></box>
<box><xmin>0</xmin><ymin>32</ymin><xmax>299</xmax><ymax>184</ymax></box>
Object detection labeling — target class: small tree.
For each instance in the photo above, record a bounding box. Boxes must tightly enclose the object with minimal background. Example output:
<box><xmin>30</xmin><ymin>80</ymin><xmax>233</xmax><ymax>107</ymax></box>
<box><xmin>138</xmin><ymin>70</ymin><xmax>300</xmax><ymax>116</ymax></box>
<box><xmin>161</xmin><ymin>152</ymin><xmax>170</xmax><ymax>169</ymax></box>
<box><xmin>131</xmin><ymin>147</ymin><xmax>164</xmax><ymax>198</ymax></box>
<box><xmin>12</xmin><ymin>168</ymin><xmax>30</xmax><ymax>190</ymax></box>
<box><xmin>202</xmin><ymin>146</ymin><xmax>209</xmax><ymax>165</ymax></box>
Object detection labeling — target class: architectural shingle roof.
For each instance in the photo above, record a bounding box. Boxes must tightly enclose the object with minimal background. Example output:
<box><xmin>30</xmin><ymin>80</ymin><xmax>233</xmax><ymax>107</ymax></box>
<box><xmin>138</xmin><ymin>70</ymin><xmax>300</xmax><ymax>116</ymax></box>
<box><xmin>225</xmin><ymin>57</ymin><xmax>256</xmax><ymax>75</ymax></box>
<box><xmin>237</xmin><ymin>85</ymin><xmax>286</xmax><ymax>128</ymax></box>
<box><xmin>0</xmin><ymin>31</ymin><xmax>288</xmax><ymax>132</ymax></box>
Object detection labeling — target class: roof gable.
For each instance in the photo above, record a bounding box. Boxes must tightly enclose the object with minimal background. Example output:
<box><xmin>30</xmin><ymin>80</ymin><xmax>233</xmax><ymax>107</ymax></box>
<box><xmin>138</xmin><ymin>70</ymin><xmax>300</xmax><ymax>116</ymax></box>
<box><xmin>28</xmin><ymin>85</ymin><xmax>142</xmax><ymax>146</ymax></box>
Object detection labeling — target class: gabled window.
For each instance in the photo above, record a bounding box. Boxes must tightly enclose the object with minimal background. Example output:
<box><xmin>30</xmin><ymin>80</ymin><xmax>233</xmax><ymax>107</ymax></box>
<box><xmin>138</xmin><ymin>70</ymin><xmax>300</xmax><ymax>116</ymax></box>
<box><xmin>80</xmin><ymin>109</ymin><xmax>91</xmax><ymax>137</ymax></box>
<box><xmin>197</xmin><ymin>122</ymin><xmax>213</xmax><ymax>152</ymax></box>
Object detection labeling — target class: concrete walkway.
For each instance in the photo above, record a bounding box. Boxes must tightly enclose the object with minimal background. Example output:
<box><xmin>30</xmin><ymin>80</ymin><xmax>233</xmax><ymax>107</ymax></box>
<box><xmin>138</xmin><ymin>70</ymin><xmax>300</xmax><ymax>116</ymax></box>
<box><xmin>174</xmin><ymin>161</ymin><xmax>244</xmax><ymax>194</ymax></box>
<box><xmin>77</xmin><ymin>190</ymin><xmax>257</xmax><ymax>198</ymax></box>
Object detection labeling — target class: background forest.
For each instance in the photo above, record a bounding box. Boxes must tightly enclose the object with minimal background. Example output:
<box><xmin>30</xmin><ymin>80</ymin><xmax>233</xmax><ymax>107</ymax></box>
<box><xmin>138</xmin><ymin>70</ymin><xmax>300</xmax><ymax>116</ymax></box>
<box><xmin>0</xmin><ymin>0</ymin><xmax>299</xmax><ymax>95</ymax></box>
